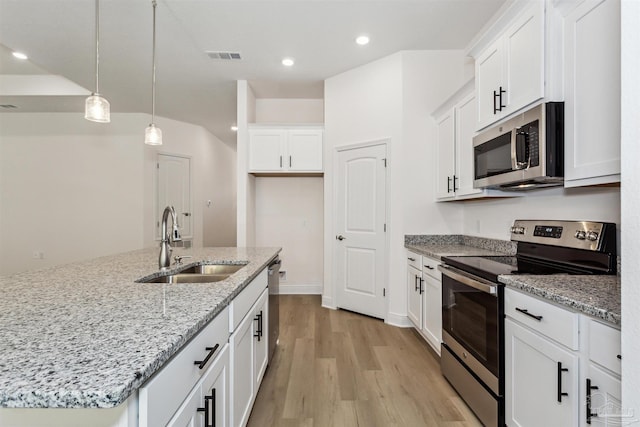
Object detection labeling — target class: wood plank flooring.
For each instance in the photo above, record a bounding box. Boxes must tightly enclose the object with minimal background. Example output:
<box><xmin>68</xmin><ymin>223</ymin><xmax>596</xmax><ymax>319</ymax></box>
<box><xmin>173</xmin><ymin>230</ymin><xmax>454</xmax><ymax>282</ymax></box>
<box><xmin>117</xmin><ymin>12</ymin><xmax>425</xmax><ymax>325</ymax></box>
<box><xmin>247</xmin><ymin>295</ymin><xmax>482</xmax><ymax>427</ymax></box>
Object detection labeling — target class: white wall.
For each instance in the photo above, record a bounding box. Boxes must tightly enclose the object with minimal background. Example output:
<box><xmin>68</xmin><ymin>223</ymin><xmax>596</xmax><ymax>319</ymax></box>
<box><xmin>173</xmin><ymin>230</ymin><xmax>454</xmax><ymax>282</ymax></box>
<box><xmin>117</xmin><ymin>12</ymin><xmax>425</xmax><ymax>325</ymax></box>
<box><xmin>0</xmin><ymin>112</ymin><xmax>236</xmax><ymax>275</ymax></box>
<box><xmin>255</xmin><ymin>177</ymin><xmax>323</xmax><ymax>293</ymax></box>
<box><xmin>621</xmin><ymin>0</ymin><xmax>640</xmax><ymax>418</ymax></box>
<box><xmin>461</xmin><ymin>186</ymin><xmax>621</xmax><ymax>242</ymax></box>
<box><xmin>255</xmin><ymin>98</ymin><xmax>324</xmax><ymax>124</ymax></box>
<box><xmin>324</xmin><ymin>51</ymin><xmax>470</xmax><ymax>323</ymax></box>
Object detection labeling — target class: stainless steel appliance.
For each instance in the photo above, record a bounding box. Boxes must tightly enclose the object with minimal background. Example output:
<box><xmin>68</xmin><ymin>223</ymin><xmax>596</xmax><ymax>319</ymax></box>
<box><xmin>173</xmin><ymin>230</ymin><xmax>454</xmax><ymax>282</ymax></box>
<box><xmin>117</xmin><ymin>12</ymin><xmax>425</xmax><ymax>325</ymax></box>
<box><xmin>439</xmin><ymin>220</ymin><xmax>616</xmax><ymax>427</ymax></box>
<box><xmin>268</xmin><ymin>257</ymin><xmax>281</xmax><ymax>363</ymax></box>
<box><xmin>473</xmin><ymin>102</ymin><xmax>564</xmax><ymax>190</ymax></box>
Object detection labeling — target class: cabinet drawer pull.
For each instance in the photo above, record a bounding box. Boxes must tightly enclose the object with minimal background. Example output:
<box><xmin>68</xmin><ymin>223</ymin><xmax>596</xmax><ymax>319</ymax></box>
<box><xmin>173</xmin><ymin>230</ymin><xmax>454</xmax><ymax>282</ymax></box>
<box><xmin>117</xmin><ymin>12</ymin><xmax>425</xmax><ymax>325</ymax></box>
<box><xmin>557</xmin><ymin>362</ymin><xmax>569</xmax><ymax>403</ymax></box>
<box><xmin>424</xmin><ymin>265</ymin><xmax>434</xmax><ymax>270</ymax></box>
<box><xmin>194</xmin><ymin>343</ymin><xmax>220</xmax><ymax>370</ymax></box>
<box><xmin>197</xmin><ymin>389</ymin><xmax>216</xmax><ymax>427</ymax></box>
<box><xmin>447</xmin><ymin>176</ymin><xmax>452</xmax><ymax>193</ymax></box>
<box><xmin>280</xmin><ymin>155</ymin><xmax>283</xmax><ymax>168</ymax></box>
<box><xmin>408</xmin><ymin>257</ymin><xmax>416</xmax><ymax>262</ymax></box>
<box><xmin>419</xmin><ymin>277</ymin><xmax>424</xmax><ymax>295</ymax></box>
<box><xmin>515</xmin><ymin>307</ymin><xmax>543</xmax><ymax>321</ymax></box>
<box><xmin>289</xmin><ymin>155</ymin><xmax>292</xmax><ymax>167</ymax></box>
<box><xmin>586</xmin><ymin>378</ymin><xmax>599</xmax><ymax>424</ymax></box>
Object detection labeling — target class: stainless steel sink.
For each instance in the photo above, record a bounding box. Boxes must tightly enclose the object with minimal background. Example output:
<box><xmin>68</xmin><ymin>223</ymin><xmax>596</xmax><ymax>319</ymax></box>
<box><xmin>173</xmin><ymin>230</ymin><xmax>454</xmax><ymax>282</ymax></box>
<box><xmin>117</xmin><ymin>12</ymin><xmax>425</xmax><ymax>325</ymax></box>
<box><xmin>178</xmin><ymin>264</ymin><xmax>245</xmax><ymax>275</ymax></box>
<box><xmin>137</xmin><ymin>263</ymin><xmax>246</xmax><ymax>284</ymax></box>
<box><xmin>141</xmin><ymin>273</ymin><xmax>231</xmax><ymax>284</ymax></box>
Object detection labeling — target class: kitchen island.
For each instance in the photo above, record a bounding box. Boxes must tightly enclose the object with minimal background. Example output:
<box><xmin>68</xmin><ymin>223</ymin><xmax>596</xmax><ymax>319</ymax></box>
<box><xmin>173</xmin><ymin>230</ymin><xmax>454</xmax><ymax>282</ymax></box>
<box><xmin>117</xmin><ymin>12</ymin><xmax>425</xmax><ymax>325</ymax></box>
<box><xmin>0</xmin><ymin>246</ymin><xmax>280</xmax><ymax>425</ymax></box>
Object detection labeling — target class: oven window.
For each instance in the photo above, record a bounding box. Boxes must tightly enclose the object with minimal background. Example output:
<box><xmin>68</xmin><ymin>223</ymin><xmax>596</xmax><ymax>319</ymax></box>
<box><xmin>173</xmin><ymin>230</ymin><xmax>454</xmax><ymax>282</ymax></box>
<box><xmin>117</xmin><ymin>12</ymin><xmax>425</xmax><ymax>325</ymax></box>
<box><xmin>475</xmin><ymin>131</ymin><xmax>513</xmax><ymax>179</ymax></box>
<box><xmin>442</xmin><ymin>275</ymin><xmax>499</xmax><ymax>377</ymax></box>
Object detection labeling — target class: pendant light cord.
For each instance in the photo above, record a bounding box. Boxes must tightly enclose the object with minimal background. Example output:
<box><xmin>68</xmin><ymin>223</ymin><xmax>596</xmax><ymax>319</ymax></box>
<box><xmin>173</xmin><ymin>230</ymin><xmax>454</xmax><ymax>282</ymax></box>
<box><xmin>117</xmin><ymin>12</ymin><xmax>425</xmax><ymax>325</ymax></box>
<box><xmin>151</xmin><ymin>0</ymin><xmax>157</xmax><ymax>122</ymax></box>
<box><xmin>94</xmin><ymin>0</ymin><xmax>100</xmax><ymax>94</ymax></box>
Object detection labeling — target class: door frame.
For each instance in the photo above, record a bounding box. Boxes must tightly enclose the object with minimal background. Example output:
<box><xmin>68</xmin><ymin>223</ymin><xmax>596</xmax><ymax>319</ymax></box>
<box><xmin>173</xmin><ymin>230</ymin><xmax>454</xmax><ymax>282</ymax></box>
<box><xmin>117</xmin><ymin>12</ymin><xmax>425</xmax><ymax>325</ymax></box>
<box><xmin>332</xmin><ymin>139</ymin><xmax>390</xmax><ymax>320</ymax></box>
<box><xmin>154</xmin><ymin>152</ymin><xmax>193</xmax><ymax>241</ymax></box>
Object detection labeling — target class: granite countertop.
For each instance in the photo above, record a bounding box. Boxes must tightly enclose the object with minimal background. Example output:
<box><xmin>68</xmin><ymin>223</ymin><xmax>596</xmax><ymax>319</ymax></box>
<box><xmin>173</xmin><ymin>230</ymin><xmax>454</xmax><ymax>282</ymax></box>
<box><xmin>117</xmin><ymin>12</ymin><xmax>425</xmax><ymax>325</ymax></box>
<box><xmin>404</xmin><ymin>234</ymin><xmax>516</xmax><ymax>260</ymax></box>
<box><xmin>0</xmin><ymin>246</ymin><xmax>280</xmax><ymax>409</ymax></box>
<box><xmin>499</xmin><ymin>274</ymin><xmax>621</xmax><ymax>326</ymax></box>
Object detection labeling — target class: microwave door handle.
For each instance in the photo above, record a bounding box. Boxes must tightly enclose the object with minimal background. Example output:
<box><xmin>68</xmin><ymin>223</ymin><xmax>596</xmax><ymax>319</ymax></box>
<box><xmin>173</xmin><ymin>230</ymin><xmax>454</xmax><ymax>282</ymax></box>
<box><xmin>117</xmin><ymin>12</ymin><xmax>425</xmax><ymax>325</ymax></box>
<box><xmin>514</xmin><ymin>129</ymin><xmax>529</xmax><ymax>170</ymax></box>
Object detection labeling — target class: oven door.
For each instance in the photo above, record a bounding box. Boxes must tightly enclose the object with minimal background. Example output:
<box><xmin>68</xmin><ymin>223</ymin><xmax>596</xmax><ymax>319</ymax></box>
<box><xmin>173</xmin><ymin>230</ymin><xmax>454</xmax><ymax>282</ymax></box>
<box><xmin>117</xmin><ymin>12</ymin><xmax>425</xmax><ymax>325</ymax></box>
<box><xmin>439</xmin><ymin>264</ymin><xmax>502</xmax><ymax>395</ymax></box>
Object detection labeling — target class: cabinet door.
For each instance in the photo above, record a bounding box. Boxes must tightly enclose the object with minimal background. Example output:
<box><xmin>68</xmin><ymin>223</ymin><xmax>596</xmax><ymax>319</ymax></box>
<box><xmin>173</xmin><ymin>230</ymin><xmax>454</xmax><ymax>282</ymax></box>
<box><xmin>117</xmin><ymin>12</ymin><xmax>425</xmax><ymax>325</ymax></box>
<box><xmin>421</xmin><ymin>273</ymin><xmax>442</xmax><ymax>355</ymax></box>
<box><xmin>231</xmin><ymin>308</ymin><xmax>255</xmax><ymax>427</ymax></box>
<box><xmin>563</xmin><ymin>0</ymin><xmax>621</xmax><ymax>187</ymax></box>
<box><xmin>167</xmin><ymin>385</ymin><xmax>203</xmax><ymax>427</ymax></box>
<box><xmin>585</xmin><ymin>364</ymin><xmax>622</xmax><ymax>426</ymax></box>
<box><xmin>287</xmin><ymin>129</ymin><xmax>323</xmax><ymax>171</ymax></box>
<box><xmin>248</xmin><ymin>129</ymin><xmax>286</xmax><ymax>171</ymax></box>
<box><xmin>201</xmin><ymin>345</ymin><xmax>230</xmax><ymax>427</ymax></box>
<box><xmin>454</xmin><ymin>92</ymin><xmax>482</xmax><ymax>198</ymax></box>
<box><xmin>253</xmin><ymin>290</ymin><xmax>269</xmax><ymax>389</ymax></box>
<box><xmin>435</xmin><ymin>109</ymin><xmax>456</xmax><ymax>200</ymax></box>
<box><xmin>407</xmin><ymin>265</ymin><xmax>422</xmax><ymax>329</ymax></box>
<box><xmin>506</xmin><ymin>319</ymin><xmax>579</xmax><ymax>427</ymax></box>
<box><xmin>504</xmin><ymin>1</ymin><xmax>545</xmax><ymax>115</ymax></box>
<box><xmin>476</xmin><ymin>38</ymin><xmax>505</xmax><ymax>129</ymax></box>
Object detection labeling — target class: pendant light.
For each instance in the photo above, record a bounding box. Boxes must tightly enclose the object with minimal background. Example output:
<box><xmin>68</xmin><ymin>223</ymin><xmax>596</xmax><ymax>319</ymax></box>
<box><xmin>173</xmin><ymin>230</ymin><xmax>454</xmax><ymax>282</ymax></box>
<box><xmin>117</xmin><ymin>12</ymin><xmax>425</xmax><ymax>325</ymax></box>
<box><xmin>145</xmin><ymin>0</ymin><xmax>162</xmax><ymax>145</ymax></box>
<box><xmin>84</xmin><ymin>0</ymin><xmax>110</xmax><ymax>123</ymax></box>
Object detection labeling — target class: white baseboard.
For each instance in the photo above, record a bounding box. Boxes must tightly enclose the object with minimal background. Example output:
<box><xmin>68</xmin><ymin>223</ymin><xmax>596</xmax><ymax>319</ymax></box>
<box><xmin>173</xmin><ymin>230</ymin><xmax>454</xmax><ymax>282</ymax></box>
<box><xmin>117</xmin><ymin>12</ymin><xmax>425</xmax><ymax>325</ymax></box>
<box><xmin>386</xmin><ymin>311</ymin><xmax>412</xmax><ymax>328</ymax></box>
<box><xmin>321</xmin><ymin>295</ymin><xmax>336</xmax><ymax>310</ymax></box>
<box><xmin>278</xmin><ymin>283</ymin><xmax>322</xmax><ymax>295</ymax></box>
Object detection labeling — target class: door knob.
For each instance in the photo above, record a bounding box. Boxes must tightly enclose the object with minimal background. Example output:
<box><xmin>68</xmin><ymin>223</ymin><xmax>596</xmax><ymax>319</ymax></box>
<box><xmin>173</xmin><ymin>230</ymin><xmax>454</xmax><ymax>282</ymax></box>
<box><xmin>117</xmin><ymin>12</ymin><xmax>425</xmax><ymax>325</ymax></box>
<box><xmin>336</xmin><ymin>235</ymin><xmax>346</xmax><ymax>241</ymax></box>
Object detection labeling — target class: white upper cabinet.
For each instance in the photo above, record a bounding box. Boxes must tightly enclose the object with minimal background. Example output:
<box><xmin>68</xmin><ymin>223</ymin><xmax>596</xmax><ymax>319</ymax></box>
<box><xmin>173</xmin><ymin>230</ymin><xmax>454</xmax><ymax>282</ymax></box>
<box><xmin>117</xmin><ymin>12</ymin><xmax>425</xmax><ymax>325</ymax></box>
<box><xmin>435</xmin><ymin>108</ymin><xmax>456</xmax><ymax>200</ymax></box>
<box><xmin>563</xmin><ymin>0</ymin><xmax>621</xmax><ymax>187</ymax></box>
<box><xmin>473</xmin><ymin>1</ymin><xmax>552</xmax><ymax>130</ymax></box>
<box><xmin>248</xmin><ymin>126</ymin><xmax>323</xmax><ymax>173</ymax></box>
<box><xmin>433</xmin><ymin>81</ymin><xmax>514</xmax><ymax>201</ymax></box>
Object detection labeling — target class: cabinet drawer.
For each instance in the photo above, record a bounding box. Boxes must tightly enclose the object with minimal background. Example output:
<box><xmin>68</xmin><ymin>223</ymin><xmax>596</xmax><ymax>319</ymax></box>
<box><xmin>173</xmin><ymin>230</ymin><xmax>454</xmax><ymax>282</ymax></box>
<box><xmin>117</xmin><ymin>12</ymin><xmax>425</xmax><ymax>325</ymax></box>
<box><xmin>406</xmin><ymin>251</ymin><xmax>422</xmax><ymax>270</ymax></box>
<box><xmin>589</xmin><ymin>319</ymin><xmax>621</xmax><ymax>376</ymax></box>
<box><xmin>422</xmin><ymin>256</ymin><xmax>441</xmax><ymax>280</ymax></box>
<box><xmin>505</xmin><ymin>289</ymin><xmax>579</xmax><ymax>350</ymax></box>
<box><xmin>139</xmin><ymin>305</ymin><xmax>230</xmax><ymax>427</ymax></box>
<box><xmin>230</xmin><ymin>268</ymin><xmax>268</xmax><ymax>332</ymax></box>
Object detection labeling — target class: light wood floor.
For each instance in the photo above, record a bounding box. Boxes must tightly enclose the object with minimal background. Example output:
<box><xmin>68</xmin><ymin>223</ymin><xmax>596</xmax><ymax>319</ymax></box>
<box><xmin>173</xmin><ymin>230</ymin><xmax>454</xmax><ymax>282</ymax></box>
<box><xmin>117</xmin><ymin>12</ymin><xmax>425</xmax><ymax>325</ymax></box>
<box><xmin>247</xmin><ymin>295</ymin><xmax>482</xmax><ymax>427</ymax></box>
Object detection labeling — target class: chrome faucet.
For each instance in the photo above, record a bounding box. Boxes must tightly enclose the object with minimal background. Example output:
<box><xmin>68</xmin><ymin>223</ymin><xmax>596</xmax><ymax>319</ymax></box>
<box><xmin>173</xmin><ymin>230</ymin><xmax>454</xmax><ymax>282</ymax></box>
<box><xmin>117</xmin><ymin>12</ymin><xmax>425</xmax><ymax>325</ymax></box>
<box><xmin>159</xmin><ymin>205</ymin><xmax>181</xmax><ymax>269</ymax></box>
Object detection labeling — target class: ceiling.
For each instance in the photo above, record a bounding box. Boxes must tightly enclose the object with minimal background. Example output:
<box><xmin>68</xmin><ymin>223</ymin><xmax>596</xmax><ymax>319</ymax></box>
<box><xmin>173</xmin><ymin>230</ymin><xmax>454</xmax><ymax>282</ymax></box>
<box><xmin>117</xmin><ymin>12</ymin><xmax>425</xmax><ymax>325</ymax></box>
<box><xmin>0</xmin><ymin>0</ymin><xmax>506</xmax><ymax>145</ymax></box>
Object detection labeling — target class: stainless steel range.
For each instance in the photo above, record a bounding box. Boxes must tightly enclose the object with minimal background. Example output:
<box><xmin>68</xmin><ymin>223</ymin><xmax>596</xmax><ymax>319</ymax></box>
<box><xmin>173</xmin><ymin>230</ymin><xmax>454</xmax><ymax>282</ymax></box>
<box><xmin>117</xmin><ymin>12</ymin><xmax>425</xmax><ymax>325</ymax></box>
<box><xmin>438</xmin><ymin>220</ymin><xmax>617</xmax><ymax>427</ymax></box>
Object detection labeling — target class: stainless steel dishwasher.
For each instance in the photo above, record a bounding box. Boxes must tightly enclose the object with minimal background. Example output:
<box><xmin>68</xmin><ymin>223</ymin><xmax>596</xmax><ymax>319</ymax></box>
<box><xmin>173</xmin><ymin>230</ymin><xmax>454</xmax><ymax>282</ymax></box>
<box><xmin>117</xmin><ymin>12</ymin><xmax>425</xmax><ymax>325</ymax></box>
<box><xmin>268</xmin><ymin>257</ymin><xmax>281</xmax><ymax>363</ymax></box>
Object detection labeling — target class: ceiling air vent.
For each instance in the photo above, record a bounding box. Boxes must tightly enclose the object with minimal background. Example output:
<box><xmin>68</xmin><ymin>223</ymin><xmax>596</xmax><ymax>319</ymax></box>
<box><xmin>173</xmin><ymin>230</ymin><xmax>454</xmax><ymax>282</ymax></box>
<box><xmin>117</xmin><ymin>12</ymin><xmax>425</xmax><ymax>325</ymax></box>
<box><xmin>0</xmin><ymin>104</ymin><xmax>18</xmax><ymax>109</ymax></box>
<box><xmin>206</xmin><ymin>51</ymin><xmax>242</xmax><ymax>60</ymax></box>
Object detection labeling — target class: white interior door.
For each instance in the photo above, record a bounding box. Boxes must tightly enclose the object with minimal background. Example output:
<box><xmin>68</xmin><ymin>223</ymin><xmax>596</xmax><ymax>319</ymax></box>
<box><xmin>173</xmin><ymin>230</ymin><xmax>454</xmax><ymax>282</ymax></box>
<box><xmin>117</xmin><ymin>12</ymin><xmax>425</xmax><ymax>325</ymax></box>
<box><xmin>157</xmin><ymin>154</ymin><xmax>191</xmax><ymax>239</ymax></box>
<box><xmin>335</xmin><ymin>143</ymin><xmax>387</xmax><ymax>319</ymax></box>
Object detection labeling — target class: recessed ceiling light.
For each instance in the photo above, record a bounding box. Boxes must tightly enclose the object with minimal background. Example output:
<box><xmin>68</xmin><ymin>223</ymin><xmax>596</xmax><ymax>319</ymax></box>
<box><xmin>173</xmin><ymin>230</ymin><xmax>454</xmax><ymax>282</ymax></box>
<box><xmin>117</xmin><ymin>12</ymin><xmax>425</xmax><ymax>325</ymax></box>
<box><xmin>355</xmin><ymin>35</ymin><xmax>370</xmax><ymax>46</ymax></box>
<box><xmin>282</xmin><ymin>58</ymin><xmax>294</xmax><ymax>67</ymax></box>
<box><xmin>12</xmin><ymin>51</ymin><xmax>28</xmax><ymax>60</ymax></box>
<box><xmin>231</xmin><ymin>125</ymin><xmax>238</xmax><ymax>131</ymax></box>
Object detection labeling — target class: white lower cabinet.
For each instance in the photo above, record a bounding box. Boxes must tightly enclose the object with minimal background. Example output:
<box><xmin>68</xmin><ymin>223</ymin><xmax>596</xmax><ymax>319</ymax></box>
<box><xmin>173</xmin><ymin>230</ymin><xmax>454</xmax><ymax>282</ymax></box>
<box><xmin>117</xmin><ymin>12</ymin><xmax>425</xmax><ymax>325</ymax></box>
<box><xmin>168</xmin><ymin>344</ymin><xmax>229</xmax><ymax>427</ymax></box>
<box><xmin>406</xmin><ymin>250</ymin><xmax>441</xmax><ymax>355</ymax></box>
<box><xmin>231</xmin><ymin>288</ymin><xmax>269</xmax><ymax>427</ymax></box>
<box><xmin>505</xmin><ymin>288</ymin><xmax>622</xmax><ymax>427</ymax></box>
<box><xmin>506</xmin><ymin>318</ymin><xmax>579</xmax><ymax>427</ymax></box>
<box><xmin>139</xmin><ymin>306</ymin><xmax>230</xmax><ymax>427</ymax></box>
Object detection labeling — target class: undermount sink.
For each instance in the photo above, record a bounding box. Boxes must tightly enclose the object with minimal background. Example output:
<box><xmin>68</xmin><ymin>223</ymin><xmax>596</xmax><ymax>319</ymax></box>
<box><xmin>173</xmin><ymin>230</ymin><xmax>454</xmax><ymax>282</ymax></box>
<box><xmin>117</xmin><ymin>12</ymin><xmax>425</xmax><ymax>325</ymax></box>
<box><xmin>141</xmin><ymin>273</ymin><xmax>231</xmax><ymax>284</ymax></box>
<box><xmin>137</xmin><ymin>263</ymin><xmax>247</xmax><ymax>284</ymax></box>
<box><xmin>178</xmin><ymin>264</ymin><xmax>245</xmax><ymax>275</ymax></box>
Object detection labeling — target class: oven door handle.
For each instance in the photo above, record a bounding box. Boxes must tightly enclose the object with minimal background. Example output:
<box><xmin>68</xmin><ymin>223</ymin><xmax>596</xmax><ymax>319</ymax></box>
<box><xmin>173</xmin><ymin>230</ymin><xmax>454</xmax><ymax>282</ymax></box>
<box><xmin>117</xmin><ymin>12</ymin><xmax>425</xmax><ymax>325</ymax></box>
<box><xmin>437</xmin><ymin>265</ymin><xmax>497</xmax><ymax>295</ymax></box>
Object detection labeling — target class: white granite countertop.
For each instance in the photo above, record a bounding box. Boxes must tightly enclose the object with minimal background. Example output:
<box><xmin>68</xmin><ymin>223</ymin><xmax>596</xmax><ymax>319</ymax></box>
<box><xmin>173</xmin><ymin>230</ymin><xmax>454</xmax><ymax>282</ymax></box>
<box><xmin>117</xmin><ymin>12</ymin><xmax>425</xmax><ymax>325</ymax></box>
<box><xmin>0</xmin><ymin>246</ymin><xmax>280</xmax><ymax>409</ymax></box>
<box><xmin>499</xmin><ymin>274</ymin><xmax>621</xmax><ymax>326</ymax></box>
<box><xmin>405</xmin><ymin>243</ymin><xmax>504</xmax><ymax>260</ymax></box>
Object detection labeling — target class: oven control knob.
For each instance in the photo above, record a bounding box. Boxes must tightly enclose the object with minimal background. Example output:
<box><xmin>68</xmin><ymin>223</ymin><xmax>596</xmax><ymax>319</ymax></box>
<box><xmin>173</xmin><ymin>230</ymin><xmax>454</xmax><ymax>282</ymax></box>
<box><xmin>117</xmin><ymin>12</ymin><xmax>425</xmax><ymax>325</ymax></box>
<box><xmin>511</xmin><ymin>226</ymin><xmax>525</xmax><ymax>235</ymax></box>
<box><xmin>575</xmin><ymin>230</ymin><xmax>586</xmax><ymax>240</ymax></box>
<box><xmin>586</xmin><ymin>231</ymin><xmax>599</xmax><ymax>241</ymax></box>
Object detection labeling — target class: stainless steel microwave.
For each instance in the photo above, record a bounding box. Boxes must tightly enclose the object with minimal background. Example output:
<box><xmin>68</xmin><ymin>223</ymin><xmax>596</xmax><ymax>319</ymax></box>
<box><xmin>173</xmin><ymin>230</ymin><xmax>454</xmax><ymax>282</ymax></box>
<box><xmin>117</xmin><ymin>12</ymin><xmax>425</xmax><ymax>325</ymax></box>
<box><xmin>473</xmin><ymin>102</ymin><xmax>564</xmax><ymax>190</ymax></box>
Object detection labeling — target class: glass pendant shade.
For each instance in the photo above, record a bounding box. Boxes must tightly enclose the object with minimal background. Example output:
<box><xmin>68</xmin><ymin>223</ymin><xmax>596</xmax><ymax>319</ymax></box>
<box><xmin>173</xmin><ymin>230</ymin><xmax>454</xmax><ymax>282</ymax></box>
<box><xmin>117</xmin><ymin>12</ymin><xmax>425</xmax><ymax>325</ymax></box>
<box><xmin>145</xmin><ymin>123</ymin><xmax>162</xmax><ymax>145</ymax></box>
<box><xmin>84</xmin><ymin>93</ymin><xmax>110</xmax><ymax>123</ymax></box>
